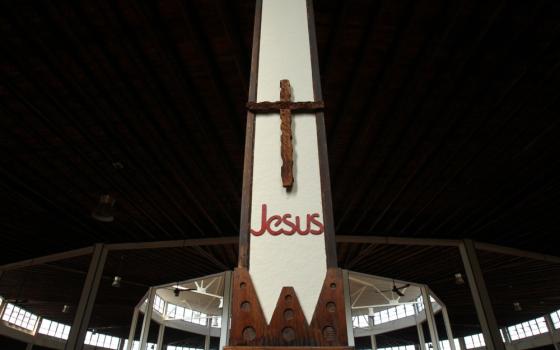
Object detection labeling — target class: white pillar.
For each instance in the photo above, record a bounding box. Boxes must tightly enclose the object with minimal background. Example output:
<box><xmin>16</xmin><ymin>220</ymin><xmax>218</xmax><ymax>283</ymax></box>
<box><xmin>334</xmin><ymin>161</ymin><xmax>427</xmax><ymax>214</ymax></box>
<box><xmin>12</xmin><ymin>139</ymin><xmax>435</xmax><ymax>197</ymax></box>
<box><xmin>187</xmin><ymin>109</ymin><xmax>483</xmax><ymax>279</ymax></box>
<box><xmin>442</xmin><ymin>307</ymin><xmax>457</xmax><ymax>350</ymax></box>
<box><xmin>458</xmin><ymin>337</ymin><xmax>466</xmax><ymax>350</ymax></box>
<box><xmin>204</xmin><ymin>316</ymin><xmax>211</xmax><ymax>350</ymax></box>
<box><xmin>421</xmin><ymin>286</ymin><xmax>440</xmax><ymax>350</ymax></box>
<box><xmin>459</xmin><ymin>240</ymin><xmax>505</xmax><ymax>350</ymax></box>
<box><xmin>126</xmin><ymin>308</ymin><xmax>140</xmax><ymax>350</ymax></box>
<box><xmin>370</xmin><ymin>334</ymin><xmax>377</xmax><ymax>350</ymax></box>
<box><xmin>65</xmin><ymin>244</ymin><xmax>107</xmax><ymax>350</ymax></box>
<box><xmin>545</xmin><ymin>314</ymin><xmax>560</xmax><ymax>350</ymax></box>
<box><xmin>219</xmin><ymin>271</ymin><xmax>232</xmax><ymax>350</ymax></box>
<box><xmin>139</xmin><ymin>288</ymin><xmax>156</xmax><ymax>350</ymax></box>
<box><xmin>156</xmin><ymin>323</ymin><xmax>165</xmax><ymax>350</ymax></box>
<box><xmin>343</xmin><ymin>269</ymin><xmax>355</xmax><ymax>346</ymax></box>
<box><xmin>418</xmin><ymin>322</ymin><xmax>427</xmax><ymax>350</ymax></box>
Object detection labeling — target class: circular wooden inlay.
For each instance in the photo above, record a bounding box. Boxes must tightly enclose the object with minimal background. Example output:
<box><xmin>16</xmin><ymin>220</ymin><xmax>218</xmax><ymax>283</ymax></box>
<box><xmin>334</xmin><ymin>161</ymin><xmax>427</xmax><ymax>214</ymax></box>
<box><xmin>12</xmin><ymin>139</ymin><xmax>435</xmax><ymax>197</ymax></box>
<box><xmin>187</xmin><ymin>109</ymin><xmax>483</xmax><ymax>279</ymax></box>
<box><xmin>326</xmin><ymin>302</ymin><xmax>336</xmax><ymax>312</ymax></box>
<box><xmin>322</xmin><ymin>326</ymin><xmax>336</xmax><ymax>342</ymax></box>
<box><xmin>282</xmin><ymin>327</ymin><xmax>296</xmax><ymax>342</ymax></box>
<box><xmin>243</xmin><ymin>327</ymin><xmax>256</xmax><ymax>342</ymax></box>
<box><xmin>240</xmin><ymin>301</ymin><xmax>251</xmax><ymax>312</ymax></box>
<box><xmin>285</xmin><ymin>294</ymin><xmax>292</xmax><ymax>304</ymax></box>
<box><xmin>330</xmin><ymin>283</ymin><xmax>337</xmax><ymax>289</ymax></box>
<box><xmin>284</xmin><ymin>308</ymin><xmax>294</xmax><ymax>320</ymax></box>
<box><xmin>240</xmin><ymin>282</ymin><xmax>247</xmax><ymax>289</ymax></box>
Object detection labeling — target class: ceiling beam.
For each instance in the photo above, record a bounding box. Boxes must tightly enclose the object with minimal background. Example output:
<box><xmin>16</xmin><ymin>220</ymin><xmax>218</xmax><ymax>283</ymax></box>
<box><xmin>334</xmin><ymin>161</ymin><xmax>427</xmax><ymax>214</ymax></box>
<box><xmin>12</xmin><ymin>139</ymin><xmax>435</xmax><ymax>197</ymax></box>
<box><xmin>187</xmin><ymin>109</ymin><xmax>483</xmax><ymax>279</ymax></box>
<box><xmin>106</xmin><ymin>237</ymin><xmax>239</xmax><ymax>251</ymax></box>
<box><xmin>0</xmin><ymin>246</ymin><xmax>94</xmax><ymax>272</ymax></box>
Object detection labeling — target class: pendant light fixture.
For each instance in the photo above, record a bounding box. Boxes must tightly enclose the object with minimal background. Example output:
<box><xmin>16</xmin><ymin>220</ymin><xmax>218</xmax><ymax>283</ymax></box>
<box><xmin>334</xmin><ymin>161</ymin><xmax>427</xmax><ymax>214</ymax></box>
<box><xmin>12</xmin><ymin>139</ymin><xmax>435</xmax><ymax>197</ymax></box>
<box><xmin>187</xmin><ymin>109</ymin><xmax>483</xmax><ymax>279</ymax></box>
<box><xmin>92</xmin><ymin>194</ymin><xmax>116</xmax><ymax>222</ymax></box>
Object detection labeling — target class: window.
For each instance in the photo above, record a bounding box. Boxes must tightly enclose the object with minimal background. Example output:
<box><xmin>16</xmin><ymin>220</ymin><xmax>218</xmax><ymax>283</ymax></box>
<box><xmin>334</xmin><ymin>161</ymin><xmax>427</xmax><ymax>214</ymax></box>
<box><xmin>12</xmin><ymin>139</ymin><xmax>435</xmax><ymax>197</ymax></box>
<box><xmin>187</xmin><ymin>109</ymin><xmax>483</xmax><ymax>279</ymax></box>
<box><xmin>550</xmin><ymin>310</ymin><xmax>560</xmax><ymax>330</ymax></box>
<box><xmin>361</xmin><ymin>304</ymin><xmax>416</xmax><ymax>327</ymax></box>
<box><xmin>84</xmin><ymin>330</ymin><xmax>121</xmax><ymax>349</ymax></box>
<box><xmin>167</xmin><ymin>347</ymin><xmax>205</xmax><ymax>350</ymax></box>
<box><xmin>38</xmin><ymin>319</ymin><xmax>71</xmax><ymax>340</ymax></box>
<box><xmin>437</xmin><ymin>339</ymin><xmax>461</xmax><ymax>350</ymax></box>
<box><xmin>352</xmin><ymin>315</ymin><xmax>370</xmax><ymax>328</ymax></box>
<box><xmin>1</xmin><ymin>303</ymin><xmax>39</xmax><ymax>331</ymax></box>
<box><xmin>507</xmin><ymin>317</ymin><xmax>548</xmax><ymax>341</ymax></box>
<box><xmin>166</xmin><ymin>302</ymin><xmax>211</xmax><ymax>326</ymax></box>
<box><xmin>153</xmin><ymin>294</ymin><xmax>165</xmax><ymax>314</ymax></box>
<box><xmin>464</xmin><ymin>333</ymin><xmax>485</xmax><ymax>349</ymax></box>
<box><xmin>378</xmin><ymin>345</ymin><xmax>415</xmax><ymax>350</ymax></box>
<box><xmin>211</xmin><ymin>316</ymin><xmax>222</xmax><ymax>328</ymax></box>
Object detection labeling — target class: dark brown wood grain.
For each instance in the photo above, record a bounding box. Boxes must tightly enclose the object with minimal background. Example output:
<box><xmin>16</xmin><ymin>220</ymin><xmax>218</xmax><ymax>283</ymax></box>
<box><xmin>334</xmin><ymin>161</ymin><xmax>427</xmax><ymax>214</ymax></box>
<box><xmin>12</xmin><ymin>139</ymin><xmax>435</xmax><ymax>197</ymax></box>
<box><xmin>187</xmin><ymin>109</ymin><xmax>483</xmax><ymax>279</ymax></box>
<box><xmin>225</xmin><ymin>347</ymin><xmax>353</xmax><ymax>350</ymax></box>
<box><xmin>306</xmin><ymin>0</ymin><xmax>338</xmax><ymax>269</ymax></box>
<box><xmin>229</xmin><ymin>268</ymin><xmax>268</xmax><ymax>346</ymax></box>
<box><xmin>247</xmin><ymin>101</ymin><xmax>325</xmax><ymax>113</ymax></box>
<box><xmin>238</xmin><ymin>0</ymin><xmax>263</xmax><ymax>269</ymax></box>
<box><xmin>279</xmin><ymin>80</ymin><xmax>294</xmax><ymax>189</ymax></box>
<box><xmin>267</xmin><ymin>287</ymin><xmax>310</xmax><ymax>345</ymax></box>
<box><xmin>309</xmin><ymin>268</ymin><xmax>349</xmax><ymax>346</ymax></box>
<box><xmin>229</xmin><ymin>268</ymin><xmax>350</xmax><ymax>347</ymax></box>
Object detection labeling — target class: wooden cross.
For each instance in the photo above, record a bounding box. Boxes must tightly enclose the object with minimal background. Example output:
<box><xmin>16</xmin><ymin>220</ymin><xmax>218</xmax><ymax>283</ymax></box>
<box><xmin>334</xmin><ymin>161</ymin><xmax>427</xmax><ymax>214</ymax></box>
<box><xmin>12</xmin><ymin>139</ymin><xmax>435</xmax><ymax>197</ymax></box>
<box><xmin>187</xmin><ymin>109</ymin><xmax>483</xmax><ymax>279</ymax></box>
<box><xmin>247</xmin><ymin>79</ymin><xmax>324</xmax><ymax>190</ymax></box>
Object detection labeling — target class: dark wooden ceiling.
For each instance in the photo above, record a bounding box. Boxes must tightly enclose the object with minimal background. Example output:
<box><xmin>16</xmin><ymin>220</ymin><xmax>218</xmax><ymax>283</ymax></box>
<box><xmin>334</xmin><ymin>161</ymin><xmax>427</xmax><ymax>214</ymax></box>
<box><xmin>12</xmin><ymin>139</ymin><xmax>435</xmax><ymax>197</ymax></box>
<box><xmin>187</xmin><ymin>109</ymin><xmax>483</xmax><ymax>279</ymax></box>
<box><xmin>1</xmin><ymin>0</ymin><xmax>560</xmax><ymax>346</ymax></box>
<box><xmin>1</xmin><ymin>0</ymin><xmax>559</xmax><ymax>263</ymax></box>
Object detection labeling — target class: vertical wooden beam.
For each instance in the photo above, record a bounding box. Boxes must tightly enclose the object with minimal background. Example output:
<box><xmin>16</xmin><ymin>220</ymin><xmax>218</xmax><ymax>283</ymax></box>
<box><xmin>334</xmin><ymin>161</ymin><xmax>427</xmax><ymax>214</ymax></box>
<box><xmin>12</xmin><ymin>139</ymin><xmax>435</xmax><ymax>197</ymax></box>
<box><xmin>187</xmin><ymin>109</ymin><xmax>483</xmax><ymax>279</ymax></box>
<box><xmin>460</xmin><ymin>240</ymin><xmax>505</xmax><ymax>350</ymax></box>
<box><xmin>65</xmin><ymin>244</ymin><xmax>107</xmax><ymax>350</ymax></box>
<box><xmin>306</xmin><ymin>0</ymin><xmax>338</xmax><ymax>268</ymax></box>
<box><xmin>238</xmin><ymin>0</ymin><xmax>263</xmax><ymax>269</ymax></box>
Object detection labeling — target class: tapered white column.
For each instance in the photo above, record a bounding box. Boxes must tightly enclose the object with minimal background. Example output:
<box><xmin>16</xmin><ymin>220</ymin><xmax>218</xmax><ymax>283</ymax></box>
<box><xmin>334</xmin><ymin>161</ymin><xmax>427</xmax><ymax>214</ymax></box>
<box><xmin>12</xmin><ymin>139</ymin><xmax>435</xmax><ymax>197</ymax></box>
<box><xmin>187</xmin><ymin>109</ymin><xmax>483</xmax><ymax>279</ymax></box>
<box><xmin>442</xmin><ymin>307</ymin><xmax>457</xmax><ymax>350</ymax></box>
<box><xmin>421</xmin><ymin>286</ymin><xmax>440</xmax><ymax>350</ymax></box>
<box><xmin>65</xmin><ymin>244</ymin><xmax>107</xmax><ymax>350</ymax></box>
<box><xmin>218</xmin><ymin>271</ymin><xmax>232</xmax><ymax>350</ymax></box>
<box><xmin>126</xmin><ymin>308</ymin><xmax>140</xmax><ymax>350</ymax></box>
<box><xmin>460</xmin><ymin>240</ymin><xmax>505</xmax><ymax>350</ymax></box>
<box><xmin>545</xmin><ymin>314</ymin><xmax>560</xmax><ymax>350</ymax></box>
<box><xmin>139</xmin><ymin>288</ymin><xmax>156</xmax><ymax>350</ymax></box>
<box><xmin>156</xmin><ymin>323</ymin><xmax>165</xmax><ymax>350</ymax></box>
<box><xmin>418</xmin><ymin>322</ymin><xmax>427</xmax><ymax>350</ymax></box>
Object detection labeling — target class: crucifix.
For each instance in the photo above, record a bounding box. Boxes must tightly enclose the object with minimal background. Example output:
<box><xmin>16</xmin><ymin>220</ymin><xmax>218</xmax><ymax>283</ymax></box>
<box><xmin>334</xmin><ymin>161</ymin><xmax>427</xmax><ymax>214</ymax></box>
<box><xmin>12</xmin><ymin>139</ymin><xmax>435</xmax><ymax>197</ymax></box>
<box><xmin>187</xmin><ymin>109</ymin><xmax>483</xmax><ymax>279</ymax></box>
<box><xmin>247</xmin><ymin>79</ymin><xmax>324</xmax><ymax>189</ymax></box>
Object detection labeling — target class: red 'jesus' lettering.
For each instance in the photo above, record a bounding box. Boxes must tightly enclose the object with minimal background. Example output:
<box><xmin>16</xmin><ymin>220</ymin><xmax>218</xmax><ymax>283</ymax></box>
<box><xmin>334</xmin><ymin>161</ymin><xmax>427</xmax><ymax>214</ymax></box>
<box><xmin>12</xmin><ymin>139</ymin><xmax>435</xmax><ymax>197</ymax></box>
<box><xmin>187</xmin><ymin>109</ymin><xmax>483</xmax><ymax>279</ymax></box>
<box><xmin>250</xmin><ymin>204</ymin><xmax>324</xmax><ymax>236</ymax></box>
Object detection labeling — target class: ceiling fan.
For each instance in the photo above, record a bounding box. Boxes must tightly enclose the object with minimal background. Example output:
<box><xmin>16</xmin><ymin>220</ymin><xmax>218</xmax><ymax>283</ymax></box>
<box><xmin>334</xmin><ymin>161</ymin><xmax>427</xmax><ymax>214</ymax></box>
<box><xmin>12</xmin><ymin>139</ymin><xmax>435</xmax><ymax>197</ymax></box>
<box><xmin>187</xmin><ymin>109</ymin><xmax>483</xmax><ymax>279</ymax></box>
<box><xmin>166</xmin><ymin>285</ymin><xmax>196</xmax><ymax>297</ymax></box>
<box><xmin>377</xmin><ymin>281</ymin><xmax>411</xmax><ymax>297</ymax></box>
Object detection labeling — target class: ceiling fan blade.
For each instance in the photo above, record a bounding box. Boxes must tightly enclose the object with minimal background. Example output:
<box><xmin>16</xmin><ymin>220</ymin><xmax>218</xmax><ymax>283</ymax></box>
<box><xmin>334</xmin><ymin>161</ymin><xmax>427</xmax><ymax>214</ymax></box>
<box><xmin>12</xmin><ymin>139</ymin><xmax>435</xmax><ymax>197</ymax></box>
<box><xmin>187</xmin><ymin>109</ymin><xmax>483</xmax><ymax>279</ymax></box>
<box><xmin>396</xmin><ymin>289</ymin><xmax>405</xmax><ymax>297</ymax></box>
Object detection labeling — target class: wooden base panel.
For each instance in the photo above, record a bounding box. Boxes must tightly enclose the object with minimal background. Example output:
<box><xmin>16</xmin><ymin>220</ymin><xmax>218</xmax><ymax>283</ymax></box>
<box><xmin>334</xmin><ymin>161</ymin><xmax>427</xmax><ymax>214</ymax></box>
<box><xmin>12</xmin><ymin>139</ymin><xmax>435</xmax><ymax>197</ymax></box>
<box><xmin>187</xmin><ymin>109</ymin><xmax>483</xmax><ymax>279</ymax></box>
<box><xmin>229</xmin><ymin>267</ymin><xmax>349</xmax><ymax>347</ymax></box>
<box><xmin>225</xmin><ymin>347</ymin><xmax>353</xmax><ymax>350</ymax></box>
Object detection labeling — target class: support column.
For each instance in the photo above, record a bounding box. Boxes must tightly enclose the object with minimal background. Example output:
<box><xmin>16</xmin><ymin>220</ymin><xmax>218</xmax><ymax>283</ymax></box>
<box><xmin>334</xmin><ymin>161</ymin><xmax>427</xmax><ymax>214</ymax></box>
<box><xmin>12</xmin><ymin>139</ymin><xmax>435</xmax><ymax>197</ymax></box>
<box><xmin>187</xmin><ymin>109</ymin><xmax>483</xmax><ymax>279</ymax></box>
<box><xmin>501</xmin><ymin>327</ymin><xmax>512</xmax><ymax>343</ymax></box>
<box><xmin>156</xmin><ymin>323</ymin><xmax>165</xmax><ymax>350</ymax></box>
<box><xmin>458</xmin><ymin>337</ymin><xmax>467</xmax><ymax>350</ymax></box>
<box><xmin>442</xmin><ymin>307</ymin><xmax>457</xmax><ymax>350</ymax></box>
<box><xmin>545</xmin><ymin>314</ymin><xmax>560</xmax><ymax>350</ymax></box>
<box><xmin>25</xmin><ymin>343</ymin><xmax>33</xmax><ymax>350</ymax></box>
<box><xmin>418</xmin><ymin>322</ymin><xmax>427</xmax><ymax>350</ymax></box>
<box><xmin>459</xmin><ymin>240</ymin><xmax>505</xmax><ymax>350</ymax></box>
<box><xmin>126</xmin><ymin>308</ymin><xmax>140</xmax><ymax>350</ymax></box>
<box><xmin>219</xmin><ymin>271</ymin><xmax>232</xmax><ymax>350</ymax></box>
<box><xmin>139</xmin><ymin>287</ymin><xmax>156</xmax><ymax>350</ymax></box>
<box><xmin>65</xmin><ymin>244</ymin><xmax>107</xmax><ymax>350</ymax></box>
<box><xmin>370</xmin><ymin>334</ymin><xmax>377</xmax><ymax>350</ymax></box>
<box><xmin>421</xmin><ymin>286</ymin><xmax>440</xmax><ymax>350</ymax></box>
<box><xmin>204</xmin><ymin>316</ymin><xmax>211</xmax><ymax>350</ymax></box>
<box><xmin>343</xmin><ymin>269</ymin><xmax>355</xmax><ymax>347</ymax></box>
